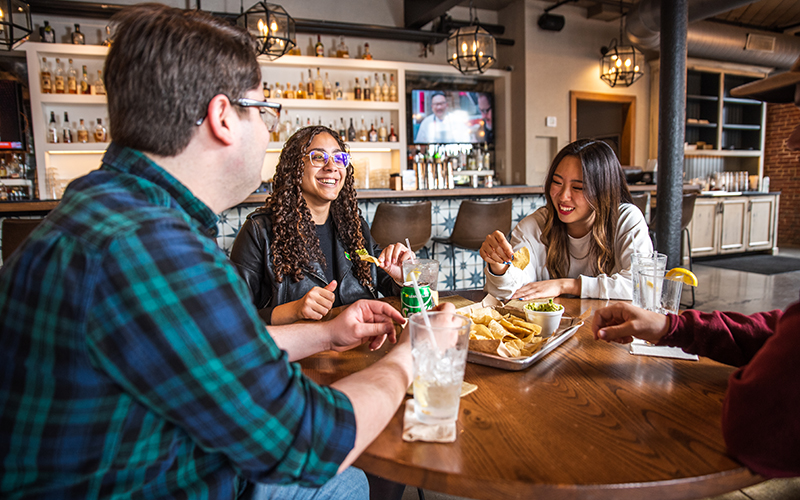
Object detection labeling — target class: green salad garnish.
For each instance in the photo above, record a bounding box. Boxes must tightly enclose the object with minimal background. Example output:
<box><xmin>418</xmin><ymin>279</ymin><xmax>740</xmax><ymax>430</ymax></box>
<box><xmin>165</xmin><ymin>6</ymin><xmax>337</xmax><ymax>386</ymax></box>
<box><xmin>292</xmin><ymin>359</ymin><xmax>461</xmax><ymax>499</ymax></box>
<box><xmin>524</xmin><ymin>299</ymin><xmax>564</xmax><ymax>312</ymax></box>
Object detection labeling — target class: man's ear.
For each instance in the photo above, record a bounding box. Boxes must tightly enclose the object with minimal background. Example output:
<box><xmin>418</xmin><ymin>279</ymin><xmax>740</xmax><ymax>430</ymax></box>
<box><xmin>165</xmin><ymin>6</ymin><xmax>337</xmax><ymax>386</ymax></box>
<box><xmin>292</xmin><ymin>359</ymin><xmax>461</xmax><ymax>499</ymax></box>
<box><xmin>205</xmin><ymin>94</ymin><xmax>236</xmax><ymax>146</ymax></box>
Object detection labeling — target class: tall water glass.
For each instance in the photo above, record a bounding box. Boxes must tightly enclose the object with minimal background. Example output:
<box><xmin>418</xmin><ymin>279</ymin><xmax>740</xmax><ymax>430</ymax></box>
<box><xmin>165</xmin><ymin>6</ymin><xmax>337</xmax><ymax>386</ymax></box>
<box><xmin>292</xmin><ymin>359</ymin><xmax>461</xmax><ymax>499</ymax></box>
<box><xmin>409</xmin><ymin>311</ymin><xmax>470</xmax><ymax>424</ymax></box>
<box><xmin>635</xmin><ymin>272</ymin><xmax>684</xmax><ymax>315</ymax></box>
<box><xmin>402</xmin><ymin>258</ymin><xmax>440</xmax><ymax>304</ymax></box>
<box><xmin>631</xmin><ymin>252</ymin><xmax>667</xmax><ymax>308</ymax></box>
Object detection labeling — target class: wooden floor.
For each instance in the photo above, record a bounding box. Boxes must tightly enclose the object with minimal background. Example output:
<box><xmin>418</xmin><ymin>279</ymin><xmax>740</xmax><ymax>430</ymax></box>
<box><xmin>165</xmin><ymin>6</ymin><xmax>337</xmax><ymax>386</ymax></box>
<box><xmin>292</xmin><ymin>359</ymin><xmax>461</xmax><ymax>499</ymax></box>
<box><xmin>401</xmin><ymin>247</ymin><xmax>800</xmax><ymax>500</ymax></box>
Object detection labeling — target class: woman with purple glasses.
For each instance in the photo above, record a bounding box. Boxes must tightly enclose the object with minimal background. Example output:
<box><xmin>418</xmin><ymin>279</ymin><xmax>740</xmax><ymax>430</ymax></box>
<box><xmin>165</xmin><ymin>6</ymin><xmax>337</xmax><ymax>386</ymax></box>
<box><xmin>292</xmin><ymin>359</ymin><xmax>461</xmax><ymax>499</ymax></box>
<box><xmin>230</xmin><ymin>125</ymin><xmax>411</xmax><ymax>325</ymax></box>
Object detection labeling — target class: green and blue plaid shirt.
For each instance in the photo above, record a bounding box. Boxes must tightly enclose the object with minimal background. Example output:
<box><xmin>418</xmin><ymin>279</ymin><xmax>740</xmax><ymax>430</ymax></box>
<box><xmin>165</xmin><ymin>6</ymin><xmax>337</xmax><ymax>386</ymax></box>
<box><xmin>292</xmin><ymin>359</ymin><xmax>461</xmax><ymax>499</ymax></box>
<box><xmin>0</xmin><ymin>143</ymin><xmax>356</xmax><ymax>499</ymax></box>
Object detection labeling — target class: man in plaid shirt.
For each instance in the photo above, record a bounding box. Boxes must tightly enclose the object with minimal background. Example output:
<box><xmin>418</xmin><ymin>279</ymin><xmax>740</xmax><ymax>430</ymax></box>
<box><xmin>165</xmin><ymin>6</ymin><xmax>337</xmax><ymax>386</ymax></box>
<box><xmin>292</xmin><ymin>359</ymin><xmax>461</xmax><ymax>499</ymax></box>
<box><xmin>0</xmin><ymin>5</ymin><xmax>423</xmax><ymax>499</ymax></box>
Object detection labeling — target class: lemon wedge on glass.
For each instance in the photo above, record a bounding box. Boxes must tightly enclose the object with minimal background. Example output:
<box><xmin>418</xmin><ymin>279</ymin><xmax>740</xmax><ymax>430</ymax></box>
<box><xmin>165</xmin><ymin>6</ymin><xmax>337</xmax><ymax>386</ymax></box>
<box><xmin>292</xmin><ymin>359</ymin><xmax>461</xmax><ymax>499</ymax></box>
<box><xmin>666</xmin><ymin>267</ymin><xmax>698</xmax><ymax>287</ymax></box>
<box><xmin>405</xmin><ymin>270</ymin><xmax>422</xmax><ymax>282</ymax></box>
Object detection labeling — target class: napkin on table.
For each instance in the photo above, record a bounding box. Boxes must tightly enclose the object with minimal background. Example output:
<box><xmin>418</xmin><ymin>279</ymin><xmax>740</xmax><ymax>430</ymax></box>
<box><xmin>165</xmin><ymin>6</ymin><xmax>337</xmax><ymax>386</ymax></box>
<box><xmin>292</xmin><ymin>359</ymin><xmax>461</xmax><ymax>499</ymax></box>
<box><xmin>402</xmin><ymin>382</ymin><xmax>477</xmax><ymax>443</ymax></box>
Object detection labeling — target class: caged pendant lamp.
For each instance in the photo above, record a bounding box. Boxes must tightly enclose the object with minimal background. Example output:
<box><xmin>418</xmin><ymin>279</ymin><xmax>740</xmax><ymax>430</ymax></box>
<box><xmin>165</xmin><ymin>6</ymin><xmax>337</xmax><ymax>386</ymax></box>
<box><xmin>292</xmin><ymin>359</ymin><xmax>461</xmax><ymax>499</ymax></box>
<box><xmin>446</xmin><ymin>0</ymin><xmax>495</xmax><ymax>74</ymax></box>
<box><xmin>599</xmin><ymin>1</ymin><xmax>643</xmax><ymax>88</ymax></box>
<box><xmin>237</xmin><ymin>1</ymin><xmax>296</xmax><ymax>60</ymax></box>
<box><xmin>0</xmin><ymin>0</ymin><xmax>32</xmax><ymax>50</ymax></box>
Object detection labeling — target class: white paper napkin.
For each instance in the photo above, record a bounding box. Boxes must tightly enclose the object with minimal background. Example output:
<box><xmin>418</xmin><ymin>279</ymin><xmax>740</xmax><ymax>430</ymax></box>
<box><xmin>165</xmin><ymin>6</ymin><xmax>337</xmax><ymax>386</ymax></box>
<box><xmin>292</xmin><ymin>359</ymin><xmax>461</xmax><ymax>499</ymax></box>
<box><xmin>402</xmin><ymin>399</ymin><xmax>456</xmax><ymax>443</ymax></box>
<box><xmin>629</xmin><ymin>339</ymin><xmax>699</xmax><ymax>361</ymax></box>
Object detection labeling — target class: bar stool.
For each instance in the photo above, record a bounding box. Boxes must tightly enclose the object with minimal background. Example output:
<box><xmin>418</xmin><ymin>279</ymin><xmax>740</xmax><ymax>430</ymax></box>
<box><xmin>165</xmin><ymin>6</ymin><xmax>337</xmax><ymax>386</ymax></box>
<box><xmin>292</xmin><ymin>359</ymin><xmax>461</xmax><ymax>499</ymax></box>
<box><xmin>649</xmin><ymin>193</ymin><xmax>697</xmax><ymax>308</ymax></box>
<box><xmin>370</xmin><ymin>201</ymin><xmax>432</xmax><ymax>256</ymax></box>
<box><xmin>1</xmin><ymin>218</ymin><xmax>44</xmax><ymax>264</ymax></box>
<box><xmin>630</xmin><ymin>193</ymin><xmax>648</xmax><ymax>217</ymax></box>
<box><xmin>432</xmin><ymin>199</ymin><xmax>513</xmax><ymax>256</ymax></box>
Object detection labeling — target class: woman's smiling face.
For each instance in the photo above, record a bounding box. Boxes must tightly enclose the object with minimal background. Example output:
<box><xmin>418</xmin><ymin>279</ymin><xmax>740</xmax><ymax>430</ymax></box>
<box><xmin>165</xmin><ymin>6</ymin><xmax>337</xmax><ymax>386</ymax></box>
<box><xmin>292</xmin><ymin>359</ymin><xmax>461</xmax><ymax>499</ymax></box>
<box><xmin>300</xmin><ymin>132</ymin><xmax>346</xmax><ymax>209</ymax></box>
<box><xmin>549</xmin><ymin>155</ymin><xmax>595</xmax><ymax>237</ymax></box>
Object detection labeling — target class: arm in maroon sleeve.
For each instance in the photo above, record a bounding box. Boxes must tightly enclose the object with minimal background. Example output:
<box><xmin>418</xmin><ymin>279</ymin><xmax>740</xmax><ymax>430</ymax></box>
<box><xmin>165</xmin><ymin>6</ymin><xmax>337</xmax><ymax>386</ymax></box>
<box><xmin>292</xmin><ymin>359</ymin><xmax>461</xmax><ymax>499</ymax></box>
<box><xmin>661</xmin><ymin>303</ymin><xmax>800</xmax><ymax>478</ymax></box>
<box><xmin>659</xmin><ymin>308</ymin><xmax>782</xmax><ymax>366</ymax></box>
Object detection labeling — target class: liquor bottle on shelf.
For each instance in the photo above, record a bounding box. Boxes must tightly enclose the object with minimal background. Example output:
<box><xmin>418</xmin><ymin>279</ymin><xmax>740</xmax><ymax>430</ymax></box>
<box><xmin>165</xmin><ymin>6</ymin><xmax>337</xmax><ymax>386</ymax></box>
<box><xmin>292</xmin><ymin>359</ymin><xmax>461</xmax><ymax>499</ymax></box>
<box><xmin>80</xmin><ymin>65</ymin><xmax>91</xmax><ymax>95</ymax></box>
<box><xmin>347</xmin><ymin>118</ymin><xmax>357</xmax><ymax>142</ymax></box>
<box><xmin>389</xmin><ymin>122</ymin><xmax>398</xmax><ymax>142</ymax></box>
<box><xmin>284</xmin><ymin>83</ymin><xmax>294</xmax><ymax>99</ymax></box>
<box><xmin>72</xmin><ymin>24</ymin><xmax>85</xmax><ymax>45</ymax></box>
<box><xmin>368</xmin><ymin>121</ymin><xmax>378</xmax><ymax>142</ymax></box>
<box><xmin>363</xmin><ymin>77</ymin><xmax>371</xmax><ymax>101</ymax></box>
<box><xmin>77</xmin><ymin>119</ymin><xmax>89</xmax><ymax>143</ymax></box>
<box><xmin>334</xmin><ymin>82</ymin><xmax>343</xmax><ymax>100</ymax></box>
<box><xmin>272</xmin><ymin>82</ymin><xmax>282</xmax><ymax>99</ymax></box>
<box><xmin>42</xmin><ymin>21</ymin><xmax>56</xmax><ymax>43</ymax></box>
<box><xmin>62</xmin><ymin>112</ymin><xmax>73</xmax><ymax>144</ymax></box>
<box><xmin>293</xmin><ymin>116</ymin><xmax>301</xmax><ymax>135</ymax></box>
<box><xmin>262</xmin><ymin>82</ymin><xmax>270</xmax><ymax>99</ymax></box>
<box><xmin>315</xmin><ymin>35</ymin><xmax>324</xmax><ymax>57</ymax></box>
<box><xmin>381</xmin><ymin>74</ymin><xmax>389</xmax><ymax>102</ymax></box>
<box><xmin>93</xmin><ymin>70</ymin><xmax>106</xmax><ymax>95</ymax></box>
<box><xmin>354</xmin><ymin>77</ymin><xmax>361</xmax><ymax>101</ymax></box>
<box><xmin>296</xmin><ymin>73</ymin><xmax>306</xmax><ymax>99</ymax></box>
<box><xmin>40</xmin><ymin>57</ymin><xmax>52</xmax><ymax>94</ymax></box>
<box><xmin>313</xmin><ymin>68</ymin><xmax>323</xmax><ymax>99</ymax></box>
<box><xmin>337</xmin><ymin>36</ymin><xmax>349</xmax><ymax>58</ymax></box>
<box><xmin>67</xmin><ymin>59</ymin><xmax>78</xmax><ymax>95</ymax></box>
<box><xmin>323</xmin><ymin>72</ymin><xmax>332</xmax><ymax>100</ymax></box>
<box><xmin>372</xmin><ymin>73</ymin><xmax>380</xmax><ymax>102</ymax></box>
<box><xmin>102</xmin><ymin>25</ymin><xmax>112</xmax><ymax>47</ymax></box>
<box><xmin>306</xmin><ymin>69</ymin><xmax>314</xmax><ymax>99</ymax></box>
<box><xmin>48</xmin><ymin>111</ymin><xmax>58</xmax><ymax>143</ymax></box>
<box><xmin>317</xmin><ymin>116</ymin><xmax>323</xmax><ymax>126</ymax></box>
<box><xmin>389</xmin><ymin>74</ymin><xmax>398</xmax><ymax>102</ymax></box>
<box><xmin>94</xmin><ymin>119</ymin><xmax>108</xmax><ymax>142</ymax></box>
<box><xmin>363</xmin><ymin>43</ymin><xmax>373</xmax><ymax>60</ymax></box>
<box><xmin>338</xmin><ymin>118</ymin><xmax>347</xmax><ymax>142</ymax></box>
<box><xmin>358</xmin><ymin>117</ymin><xmax>368</xmax><ymax>142</ymax></box>
<box><xmin>378</xmin><ymin>117</ymin><xmax>387</xmax><ymax>142</ymax></box>
<box><xmin>54</xmin><ymin>58</ymin><xmax>65</xmax><ymax>94</ymax></box>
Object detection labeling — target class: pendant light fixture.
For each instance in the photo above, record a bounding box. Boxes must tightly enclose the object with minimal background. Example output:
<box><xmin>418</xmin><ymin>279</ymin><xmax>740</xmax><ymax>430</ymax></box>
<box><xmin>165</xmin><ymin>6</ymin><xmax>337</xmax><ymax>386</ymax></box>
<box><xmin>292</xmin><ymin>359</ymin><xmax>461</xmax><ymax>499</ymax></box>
<box><xmin>446</xmin><ymin>0</ymin><xmax>496</xmax><ymax>74</ymax></box>
<box><xmin>237</xmin><ymin>1</ymin><xmax>295</xmax><ymax>60</ymax></box>
<box><xmin>599</xmin><ymin>1</ymin><xmax>643</xmax><ymax>88</ymax></box>
<box><xmin>0</xmin><ymin>0</ymin><xmax>32</xmax><ymax>50</ymax></box>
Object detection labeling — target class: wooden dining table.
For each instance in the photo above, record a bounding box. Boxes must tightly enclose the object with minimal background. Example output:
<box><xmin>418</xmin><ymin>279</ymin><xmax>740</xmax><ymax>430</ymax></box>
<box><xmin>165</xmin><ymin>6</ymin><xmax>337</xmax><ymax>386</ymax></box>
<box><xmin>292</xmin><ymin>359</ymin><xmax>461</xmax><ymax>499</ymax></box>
<box><xmin>299</xmin><ymin>292</ymin><xmax>764</xmax><ymax>500</ymax></box>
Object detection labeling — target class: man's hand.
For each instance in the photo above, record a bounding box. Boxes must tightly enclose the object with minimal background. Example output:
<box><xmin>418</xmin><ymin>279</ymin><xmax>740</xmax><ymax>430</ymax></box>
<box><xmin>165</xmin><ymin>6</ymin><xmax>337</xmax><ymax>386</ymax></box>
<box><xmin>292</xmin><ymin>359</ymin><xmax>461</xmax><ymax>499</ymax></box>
<box><xmin>378</xmin><ymin>243</ymin><xmax>412</xmax><ymax>283</ymax></box>
<box><xmin>511</xmin><ymin>278</ymin><xmax>579</xmax><ymax>300</ymax></box>
<box><xmin>479</xmin><ymin>230</ymin><xmax>513</xmax><ymax>275</ymax></box>
<box><xmin>327</xmin><ymin>299</ymin><xmax>405</xmax><ymax>352</ymax></box>
<box><xmin>592</xmin><ymin>302</ymin><xmax>670</xmax><ymax>344</ymax></box>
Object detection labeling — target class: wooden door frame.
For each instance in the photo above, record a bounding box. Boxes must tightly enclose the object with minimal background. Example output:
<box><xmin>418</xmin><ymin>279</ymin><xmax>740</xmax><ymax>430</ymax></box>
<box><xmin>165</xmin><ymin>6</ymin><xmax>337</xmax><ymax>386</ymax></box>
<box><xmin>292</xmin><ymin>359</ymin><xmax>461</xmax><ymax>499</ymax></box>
<box><xmin>570</xmin><ymin>91</ymin><xmax>636</xmax><ymax>166</ymax></box>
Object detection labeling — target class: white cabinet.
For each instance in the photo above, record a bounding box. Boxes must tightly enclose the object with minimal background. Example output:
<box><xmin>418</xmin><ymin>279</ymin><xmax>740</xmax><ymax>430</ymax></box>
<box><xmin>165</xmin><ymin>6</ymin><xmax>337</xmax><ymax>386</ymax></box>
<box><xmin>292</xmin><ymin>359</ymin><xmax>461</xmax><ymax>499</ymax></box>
<box><xmin>22</xmin><ymin>42</ymin><xmax>510</xmax><ymax>199</ymax></box>
<box><xmin>687</xmin><ymin>194</ymin><xmax>779</xmax><ymax>257</ymax></box>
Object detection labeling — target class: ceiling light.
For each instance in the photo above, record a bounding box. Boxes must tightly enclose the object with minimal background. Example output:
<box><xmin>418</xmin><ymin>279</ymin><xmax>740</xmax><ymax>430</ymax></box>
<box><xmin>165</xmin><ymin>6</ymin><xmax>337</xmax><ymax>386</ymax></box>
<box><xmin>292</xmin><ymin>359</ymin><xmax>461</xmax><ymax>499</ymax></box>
<box><xmin>0</xmin><ymin>0</ymin><xmax>32</xmax><ymax>50</ymax></box>
<box><xmin>446</xmin><ymin>1</ymin><xmax>495</xmax><ymax>74</ymax></box>
<box><xmin>599</xmin><ymin>1</ymin><xmax>643</xmax><ymax>87</ymax></box>
<box><xmin>237</xmin><ymin>2</ymin><xmax>295</xmax><ymax>60</ymax></box>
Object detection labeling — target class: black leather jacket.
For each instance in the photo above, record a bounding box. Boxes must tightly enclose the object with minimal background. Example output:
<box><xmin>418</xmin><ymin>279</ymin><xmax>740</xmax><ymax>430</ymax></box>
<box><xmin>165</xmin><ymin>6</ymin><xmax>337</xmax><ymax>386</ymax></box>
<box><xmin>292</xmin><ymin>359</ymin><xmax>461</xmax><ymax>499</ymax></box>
<box><xmin>229</xmin><ymin>207</ymin><xmax>400</xmax><ymax>324</ymax></box>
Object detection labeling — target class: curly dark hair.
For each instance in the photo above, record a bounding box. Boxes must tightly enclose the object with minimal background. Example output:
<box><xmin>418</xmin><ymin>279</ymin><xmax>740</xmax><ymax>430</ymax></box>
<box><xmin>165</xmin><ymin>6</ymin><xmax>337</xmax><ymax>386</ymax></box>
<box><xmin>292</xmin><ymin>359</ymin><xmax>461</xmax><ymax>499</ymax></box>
<box><xmin>265</xmin><ymin>126</ymin><xmax>372</xmax><ymax>287</ymax></box>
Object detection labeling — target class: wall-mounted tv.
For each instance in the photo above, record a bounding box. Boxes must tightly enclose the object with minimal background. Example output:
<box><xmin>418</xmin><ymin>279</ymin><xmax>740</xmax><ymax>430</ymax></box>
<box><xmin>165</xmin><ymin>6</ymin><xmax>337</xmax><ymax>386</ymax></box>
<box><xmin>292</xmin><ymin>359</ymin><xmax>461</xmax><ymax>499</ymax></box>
<box><xmin>0</xmin><ymin>81</ymin><xmax>26</xmax><ymax>151</ymax></box>
<box><xmin>409</xmin><ymin>89</ymin><xmax>493</xmax><ymax>145</ymax></box>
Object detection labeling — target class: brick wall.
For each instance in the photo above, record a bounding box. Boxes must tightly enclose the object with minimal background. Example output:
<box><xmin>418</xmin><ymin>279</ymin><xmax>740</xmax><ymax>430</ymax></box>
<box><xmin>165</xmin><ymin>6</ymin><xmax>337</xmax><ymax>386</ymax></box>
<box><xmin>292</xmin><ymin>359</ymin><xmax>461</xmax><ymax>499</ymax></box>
<box><xmin>764</xmin><ymin>103</ymin><xmax>800</xmax><ymax>247</ymax></box>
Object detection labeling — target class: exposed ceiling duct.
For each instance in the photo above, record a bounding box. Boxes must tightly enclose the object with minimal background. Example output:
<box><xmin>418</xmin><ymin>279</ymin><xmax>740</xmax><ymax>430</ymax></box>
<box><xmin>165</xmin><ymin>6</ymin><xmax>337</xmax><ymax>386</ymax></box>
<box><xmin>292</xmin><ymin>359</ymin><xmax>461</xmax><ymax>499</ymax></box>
<box><xmin>626</xmin><ymin>0</ymin><xmax>800</xmax><ymax>70</ymax></box>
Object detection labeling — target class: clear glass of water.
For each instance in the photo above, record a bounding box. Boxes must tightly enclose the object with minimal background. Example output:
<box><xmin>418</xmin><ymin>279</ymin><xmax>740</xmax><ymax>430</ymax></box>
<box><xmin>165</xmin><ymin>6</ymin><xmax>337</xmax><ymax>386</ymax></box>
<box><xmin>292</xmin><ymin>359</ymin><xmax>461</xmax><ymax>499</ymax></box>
<box><xmin>403</xmin><ymin>258</ymin><xmax>440</xmax><ymax>304</ymax></box>
<box><xmin>635</xmin><ymin>272</ymin><xmax>684</xmax><ymax>315</ymax></box>
<box><xmin>631</xmin><ymin>252</ymin><xmax>667</xmax><ymax>308</ymax></box>
<box><xmin>409</xmin><ymin>311</ymin><xmax>470</xmax><ymax>424</ymax></box>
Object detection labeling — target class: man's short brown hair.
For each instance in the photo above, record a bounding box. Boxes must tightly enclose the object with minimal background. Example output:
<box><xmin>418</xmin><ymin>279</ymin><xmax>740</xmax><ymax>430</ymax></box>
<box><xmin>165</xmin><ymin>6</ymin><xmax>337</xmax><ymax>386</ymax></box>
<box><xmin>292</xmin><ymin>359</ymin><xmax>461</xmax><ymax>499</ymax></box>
<box><xmin>104</xmin><ymin>3</ymin><xmax>261</xmax><ymax>157</ymax></box>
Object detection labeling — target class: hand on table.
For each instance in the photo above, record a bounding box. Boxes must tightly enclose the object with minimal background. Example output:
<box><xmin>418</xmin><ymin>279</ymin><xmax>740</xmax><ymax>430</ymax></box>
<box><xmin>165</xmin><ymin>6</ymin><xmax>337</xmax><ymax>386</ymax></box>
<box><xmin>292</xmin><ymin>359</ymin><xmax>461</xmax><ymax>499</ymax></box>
<box><xmin>378</xmin><ymin>243</ymin><xmax>413</xmax><ymax>283</ymax></box>
<box><xmin>327</xmin><ymin>299</ymin><xmax>405</xmax><ymax>352</ymax></box>
<box><xmin>294</xmin><ymin>281</ymin><xmax>337</xmax><ymax>321</ymax></box>
<box><xmin>511</xmin><ymin>278</ymin><xmax>579</xmax><ymax>301</ymax></box>
<box><xmin>592</xmin><ymin>302</ymin><xmax>670</xmax><ymax>345</ymax></box>
<box><xmin>479</xmin><ymin>230</ymin><xmax>513</xmax><ymax>275</ymax></box>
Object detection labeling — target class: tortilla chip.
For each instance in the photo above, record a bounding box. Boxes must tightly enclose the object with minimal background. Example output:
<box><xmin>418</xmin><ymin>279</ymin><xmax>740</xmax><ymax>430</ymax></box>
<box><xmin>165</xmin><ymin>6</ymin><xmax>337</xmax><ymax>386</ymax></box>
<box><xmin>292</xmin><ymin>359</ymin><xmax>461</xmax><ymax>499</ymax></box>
<box><xmin>469</xmin><ymin>338</ymin><xmax>503</xmax><ymax>355</ymax></box>
<box><xmin>461</xmin><ymin>382</ymin><xmax>478</xmax><ymax>397</ymax></box>
<box><xmin>511</xmin><ymin>247</ymin><xmax>530</xmax><ymax>270</ymax></box>
<box><xmin>359</xmin><ymin>253</ymin><xmax>380</xmax><ymax>265</ymax></box>
<box><xmin>470</xmin><ymin>323</ymin><xmax>493</xmax><ymax>340</ymax></box>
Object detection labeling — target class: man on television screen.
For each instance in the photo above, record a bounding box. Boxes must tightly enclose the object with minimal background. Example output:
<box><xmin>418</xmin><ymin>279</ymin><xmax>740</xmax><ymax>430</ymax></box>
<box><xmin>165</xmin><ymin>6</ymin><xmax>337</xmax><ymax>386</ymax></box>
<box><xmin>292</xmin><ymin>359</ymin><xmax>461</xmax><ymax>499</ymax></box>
<box><xmin>477</xmin><ymin>93</ymin><xmax>493</xmax><ymax>144</ymax></box>
<box><xmin>415</xmin><ymin>91</ymin><xmax>471</xmax><ymax>143</ymax></box>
